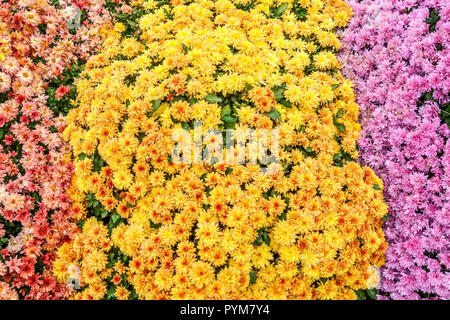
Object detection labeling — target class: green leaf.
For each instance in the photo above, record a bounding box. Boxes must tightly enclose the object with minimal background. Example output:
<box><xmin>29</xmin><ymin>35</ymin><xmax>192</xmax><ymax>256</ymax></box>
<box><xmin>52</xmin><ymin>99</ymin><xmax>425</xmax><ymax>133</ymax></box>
<box><xmin>254</xmin><ymin>235</ymin><xmax>263</xmax><ymax>246</ymax></box>
<box><xmin>153</xmin><ymin>99</ymin><xmax>161</xmax><ymax>110</ymax></box>
<box><xmin>101</xmin><ymin>209</ymin><xmax>108</xmax><ymax>219</ymax></box>
<box><xmin>279</xmin><ymin>98</ymin><xmax>292</xmax><ymax>108</ymax></box>
<box><xmin>249</xmin><ymin>272</ymin><xmax>258</xmax><ymax>285</ymax></box>
<box><xmin>224</xmin><ymin>121</ymin><xmax>236</xmax><ymax>129</ymax></box>
<box><xmin>148</xmin><ymin>99</ymin><xmax>166</xmax><ymax>118</ymax></box>
<box><xmin>106</xmin><ymin>286</ymin><xmax>116</xmax><ymax>300</ymax></box>
<box><xmin>425</xmin><ymin>8</ymin><xmax>440</xmax><ymax>32</ymax></box>
<box><xmin>77</xmin><ymin>219</ymin><xmax>85</xmax><ymax>230</ymax></box>
<box><xmin>273</xmin><ymin>3</ymin><xmax>288</xmax><ymax>18</ymax></box>
<box><xmin>78</xmin><ymin>153</ymin><xmax>88</xmax><ymax>161</ymax></box>
<box><xmin>267</xmin><ymin>108</ymin><xmax>281</xmax><ymax>121</ymax></box>
<box><xmin>373</xmin><ymin>184</ymin><xmax>382</xmax><ymax>190</ymax></box>
<box><xmin>271</xmin><ymin>85</ymin><xmax>285</xmax><ymax>101</ymax></box>
<box><xmin>355</xmin><ymin>289</ymin><xmax>366</xmax><ymax>300</ymax></box>
<box><xmin>93</xmin><ymin>156</ymin><xmax>104</xmax><ymax>172</ymax></box>
<box><xmin>293</xmin><ymin>5</ymin><xmax>308</xmax><ymax>21</ymax></box>
<box><xmin>335</xmin><ymin>122</ymin><xmax>346</xmax><ymax>133</ymax></box>
<box><xmin>150</xmin><ymin>221</ymin><xmax>162</xmax><ymax>229</ymax></box>
<box><xmin>111</xmin><ymin>213</ymin><xmax>121</xmax><ymax>224</ymax></box>
<box><xmin>423</xmin><ymin>92</ymin><xmax>433</xmax><ymax>101</ymax></box>
<box><xmin>222</xmin><ymin>115</ymin><xmax>238</xmax><ymax>123</ymax></box>
<box><xmin>331</xmin><ymin>84</ymin><xmax>340</xmax><ymax>90</ymax></box>
<box><xmin>333</xmin><ymin>110</ymin><xmax>346</xmax><ymax>132</ymax></box>
<box><xmin>366</xmin><ymin>289</ymin><xmax>377</xmax><ymax>300</ymax></box>
<box><xmin>262</xmin><ymin>232</ymin><xmax>270</xmax><ymax>246</ymax></box>
<box><xmin>163</xmin><ymin>8</ymin><xmax>173</xmax><ymax>20</ymax></box>
<box><xmin>181</xmin><ymin>43</ymin><xmax>190</xmax><ymax>53</ymax></box>
<box><xmin>205</xmin><ymin>93</ymin><xmax>222</xmax><ymax>104</ymax></box>
<box><xmin>220</xmin><ymin>104</ymin><xmax>232</xmax><ymax>118</ymax></box>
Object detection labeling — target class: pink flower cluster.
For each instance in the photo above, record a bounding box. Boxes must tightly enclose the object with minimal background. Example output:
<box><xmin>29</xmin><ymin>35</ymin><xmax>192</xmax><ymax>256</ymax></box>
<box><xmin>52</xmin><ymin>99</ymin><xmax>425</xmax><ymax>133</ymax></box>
<box><xmin>0</xmin><ymin>0</ymin><xmax>117</xmax><ymax>300</ymax></box>
<box><xmin>340</xmin><ymin>0</ymin><xmax>450</xmax><ymax>299</ymax></box>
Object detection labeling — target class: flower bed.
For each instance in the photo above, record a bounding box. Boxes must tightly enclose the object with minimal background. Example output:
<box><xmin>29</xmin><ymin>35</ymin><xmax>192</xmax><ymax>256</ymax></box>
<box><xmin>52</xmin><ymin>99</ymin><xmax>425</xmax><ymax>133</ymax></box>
<box><xmin>0</xmin><ymin>0</ymin><xmax>119</xmax><ymax>300</ymax></box>
<box><xmin>53</xmin><ymin>0</ymin><xmax>388</xmax><ymax>300</ymax></box>
<box><xmin>340</xmin><ymin>0</ymin><xmax>450</xmax><ymax>299</ymax></box>
<box><xmin>1</xmin><ymin>0</ymin><xmax>447</xmax><ymax>301</ymax></box>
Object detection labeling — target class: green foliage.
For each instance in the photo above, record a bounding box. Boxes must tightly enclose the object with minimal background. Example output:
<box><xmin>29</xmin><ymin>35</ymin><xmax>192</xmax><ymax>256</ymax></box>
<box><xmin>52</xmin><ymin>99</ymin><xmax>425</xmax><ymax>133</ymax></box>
<box><xmin>356</xmin><ymin>288</ymin><xmax>379</xmax><ymax>300</ymax></box>
<box><xmin>271</xmin><ymin>2</ymin><xmax>289</xmax><ymax>19</ymax></box>
<box><xmin>425</xmin><ymin>8</ymin><xmax>440</xmax><ymax>32</ymax></box>
<box><xmin>332</xmin><ymin>151</ymin><xmax>352</xmax><ymax>167</ymax></box>
<box><xmin>249</xmin><ymin>271</ymin><xmax>258</xmax><ymax>284</ymax></box>
<box><xmin>292</xmin><ymin>0</ymin><xmax>308</xmax><ymax>21</ymax></box>
<box><xmin>205</xmin><ymin>93</ymin><xmax>223</xmax><ymax>104</ymax></box>
<box><xmin>45</xmin><ymin>62</ymin><xmax>85</xmax><ymax>116</ymax></box>
<box><xmin>266</xmin><ymin>107</ymin><xmax>282</xmax><ymax>122</ymax></box>
<box><xmin>440</xmin><ymin>101</ymin><xmax>450</xmax><ymax>128</ymax></box>
<box><xmin>333</xmin><ymin>108</ymin><xmax>346</xmax><ymax>133</ymax></box>
<box><xmin>253</xmin><ymin>227</ymin><xmax>271</xmax><ymax>246</ymax></box>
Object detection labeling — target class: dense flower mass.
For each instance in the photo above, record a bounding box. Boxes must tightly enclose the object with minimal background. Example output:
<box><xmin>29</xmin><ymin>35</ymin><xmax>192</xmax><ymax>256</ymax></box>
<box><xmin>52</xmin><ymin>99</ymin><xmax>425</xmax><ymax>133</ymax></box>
<box><xmin>0</xmin><ymin>0</ymin><xmax>122</xmax><ymax>300</ymax></box>
<box><xmin>340</xmin><ymin>0</ymin><xmax>450</xmax><ymax>299</ymax></box>
<box><xmin>1</xmin><ymin>0</ymin><xmax>447</xmax><ymax>301</ymax></box>
<box><xmin>52</xmin><ymin>0</ymin><xmax>388</xmax><ymax>300</ymax></box>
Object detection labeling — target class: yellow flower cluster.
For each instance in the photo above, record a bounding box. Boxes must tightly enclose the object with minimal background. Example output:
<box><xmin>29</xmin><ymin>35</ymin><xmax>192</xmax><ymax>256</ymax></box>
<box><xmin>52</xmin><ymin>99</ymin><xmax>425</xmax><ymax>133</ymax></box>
<box><xmin>54</xmin><ymin>0</ymin><xmax>388</xmax><ymax>300</ymax></box>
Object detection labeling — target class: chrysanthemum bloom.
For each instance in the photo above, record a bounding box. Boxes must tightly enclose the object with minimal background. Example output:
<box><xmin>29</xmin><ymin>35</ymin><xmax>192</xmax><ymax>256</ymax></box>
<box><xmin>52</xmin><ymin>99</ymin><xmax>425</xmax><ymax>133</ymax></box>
<box><xmin>55</xmin><ymin>86</ymin><xmax>71</xmax><ymax>100</ymax></box>
<box><xmin>0</xmin><ymin>72</ymin><xmax>11</xmax><ymax>92</ymax></box>
<box><xmin>55</xmin><ymin>0</ymin><xmax>388</xmax><ymax>300</ymax></box>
